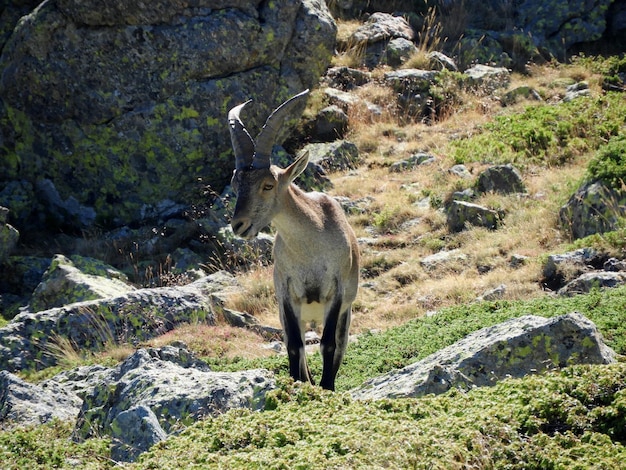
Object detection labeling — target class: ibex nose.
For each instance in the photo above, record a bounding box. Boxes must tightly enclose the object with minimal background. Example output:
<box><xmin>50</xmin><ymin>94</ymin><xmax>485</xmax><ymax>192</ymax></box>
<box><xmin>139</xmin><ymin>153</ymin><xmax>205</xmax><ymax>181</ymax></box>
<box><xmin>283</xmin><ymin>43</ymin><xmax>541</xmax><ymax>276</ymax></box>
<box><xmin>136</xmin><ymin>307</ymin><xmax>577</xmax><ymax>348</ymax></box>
<box><xmin>231</xmin><ymin>217</ymin><xmax>253</xmax><ymax>238</ymax></box>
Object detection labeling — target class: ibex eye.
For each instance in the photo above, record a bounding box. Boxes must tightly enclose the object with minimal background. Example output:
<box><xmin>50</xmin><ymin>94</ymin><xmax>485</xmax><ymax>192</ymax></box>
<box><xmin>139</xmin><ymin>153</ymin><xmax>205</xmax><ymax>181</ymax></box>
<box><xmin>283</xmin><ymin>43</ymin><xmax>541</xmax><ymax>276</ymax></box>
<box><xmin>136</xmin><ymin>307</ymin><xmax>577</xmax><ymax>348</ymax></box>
<box><xmin>263</xmin><ymin>184</ymin><xmax>274</xmax><ymax>191</ymax></box>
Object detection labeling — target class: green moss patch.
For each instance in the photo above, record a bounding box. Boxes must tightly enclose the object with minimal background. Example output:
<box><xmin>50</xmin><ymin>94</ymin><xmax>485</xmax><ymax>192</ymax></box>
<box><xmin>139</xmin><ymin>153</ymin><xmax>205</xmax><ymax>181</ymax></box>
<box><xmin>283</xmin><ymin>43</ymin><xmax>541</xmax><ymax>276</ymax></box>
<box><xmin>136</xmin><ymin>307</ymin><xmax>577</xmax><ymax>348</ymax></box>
<box><xmin>451</xmin><ymin>92</ymin><xmax>626</xmax><ymax>168</ymax></box>
<box><xmin>133</xmin><ymin>364</ymin><xmax>626</xmax><ymax>469</ymax></box>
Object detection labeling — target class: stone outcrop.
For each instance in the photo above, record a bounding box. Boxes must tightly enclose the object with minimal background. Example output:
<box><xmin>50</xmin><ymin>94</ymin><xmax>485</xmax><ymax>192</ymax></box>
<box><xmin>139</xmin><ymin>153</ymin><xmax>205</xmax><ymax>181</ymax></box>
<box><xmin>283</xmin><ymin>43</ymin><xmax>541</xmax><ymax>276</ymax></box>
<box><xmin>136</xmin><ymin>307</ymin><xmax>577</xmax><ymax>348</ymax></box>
<box><xmin>558</xmin><ymin>271</ymin><xmax>626</xmax><ymax>297</ymax></box>
<box><xmin>559</xmin><ymin>181</ymin><xmax>626</xmax><ymax>240</ymax></box>
<box><xmin>29</xmin><ymin>254</ymin><xmax>135</xmax><ymax>312</ymax></box>
<box><xmin>0</xmin><ymin>0</ymin><xmax>336</xmax><ymax>232</ymax></box>
<box><xmin>446</xmin><ymin>200</ymin><xmax>502</xmax><ymax>233</ymax></box>
<box><xmin>475</xmin><ymin>164</ymin><xmax>526</xmax><ymax>195</ymax></box>
<box><xmin>420</xmin><ymin>249</ymin><xmax>467</xmax><ymax>271</ymax></box>
<box><xmin>330</xmin><ymin>0</ymin><xmax>618</xmax><ymax>70</ymax></box>
<box><xmin>352</xmin><ymin>312</ymin><xmax>616</xmax><ymax>400</ymax></box>
<box><xmin>347</xmin><ymin>12</ymin><xmax>414</xmax><ymax>68</ymax></box>
<box><xmin>0</xmin><ymin>345</ymin><xmax>276</xmax><ymax>462</ymax></box>
<box><xmin>541</xmin><ymin>247</ymin><xmax>626</xmax><ymax>296</ymax></box>
<box><xmin>73</xmin><ymin>346</ymin><xmax>275</xmax><ymax>462</ymax></box>
<box><xmin>0</xmin><ymin>271</ymin><xmax>238</xmax><ymax>372</ymax></box>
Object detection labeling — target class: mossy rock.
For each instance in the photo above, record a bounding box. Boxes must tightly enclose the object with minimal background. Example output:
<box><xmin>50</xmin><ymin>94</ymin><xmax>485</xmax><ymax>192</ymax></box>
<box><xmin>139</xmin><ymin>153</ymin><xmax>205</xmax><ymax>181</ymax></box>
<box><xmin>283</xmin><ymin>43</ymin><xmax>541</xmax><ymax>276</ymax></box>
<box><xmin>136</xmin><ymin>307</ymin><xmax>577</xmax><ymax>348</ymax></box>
<box><xmin>0</xmin><ymin>0</ymin><xmax>336</xmax><ymax>232</ymax></box>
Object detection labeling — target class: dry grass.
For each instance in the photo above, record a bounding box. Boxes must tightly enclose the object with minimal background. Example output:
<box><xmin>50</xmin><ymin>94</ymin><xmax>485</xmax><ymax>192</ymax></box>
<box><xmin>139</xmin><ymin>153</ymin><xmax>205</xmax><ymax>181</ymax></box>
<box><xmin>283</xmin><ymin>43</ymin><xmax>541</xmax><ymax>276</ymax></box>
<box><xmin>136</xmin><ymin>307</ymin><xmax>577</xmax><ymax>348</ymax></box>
<box><xmin>117</xmin><ymin>28</ymin><xmax>613</xmax><ymax>359</ymax></box>
<box><xmin>217</xmin><ymin>59</ymin><xmax>601</xmax><ymax>335</ymax></box>
<box><xmin>402</xmin><ymin>7</ymin><xmax>445</xmax><ymax>69</ymax></box>
<box><xmin>332</xmin><ymin>19</ymin><xmax>369</xmax><ymax>68</ymax></box>
<box><xmin>144</xmin><ymin>323</ymin><xmax>273</xmax><ymax>361</ymax></box>
<box><xmin>226</xmin><ymin>265</ymin><xmax>281</xmax><ymax>328</ymax></box>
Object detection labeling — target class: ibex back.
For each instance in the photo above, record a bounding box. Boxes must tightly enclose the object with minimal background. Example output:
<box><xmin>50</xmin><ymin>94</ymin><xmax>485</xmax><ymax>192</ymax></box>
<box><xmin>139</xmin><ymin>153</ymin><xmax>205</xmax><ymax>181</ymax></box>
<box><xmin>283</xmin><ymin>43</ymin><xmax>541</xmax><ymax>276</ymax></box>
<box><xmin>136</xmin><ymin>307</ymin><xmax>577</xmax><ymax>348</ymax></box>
<box><xmin>228</xmin><ymin>90</ymin><xmax>359</xmax><ymax>391</ymax></box>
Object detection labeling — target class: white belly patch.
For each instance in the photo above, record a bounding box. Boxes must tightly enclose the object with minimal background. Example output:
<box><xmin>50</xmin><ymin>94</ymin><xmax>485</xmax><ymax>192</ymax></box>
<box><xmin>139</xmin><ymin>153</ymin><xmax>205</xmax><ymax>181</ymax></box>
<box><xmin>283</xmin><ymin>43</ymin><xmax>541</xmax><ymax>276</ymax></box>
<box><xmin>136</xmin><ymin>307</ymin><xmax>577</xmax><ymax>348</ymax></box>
<box><xmin>300</xmin><ymin>301</ymin><xmax>325</xmax><ymax>326</ymax></box>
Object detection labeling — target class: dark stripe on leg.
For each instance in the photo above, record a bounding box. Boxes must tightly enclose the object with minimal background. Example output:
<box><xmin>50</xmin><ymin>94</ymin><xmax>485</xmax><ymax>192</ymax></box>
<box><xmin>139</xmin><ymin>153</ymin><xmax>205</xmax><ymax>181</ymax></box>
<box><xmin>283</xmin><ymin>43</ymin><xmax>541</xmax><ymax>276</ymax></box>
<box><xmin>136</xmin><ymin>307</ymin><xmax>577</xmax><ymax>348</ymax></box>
<box><xmin>282</xmin><ymin>299</ymin><xmax>312</xmax><ymax>384</ymax></box>
<box><xmin>320</xmin><ymin>297</ymin><xmax>343</xmax><ymax>391</ymax></box>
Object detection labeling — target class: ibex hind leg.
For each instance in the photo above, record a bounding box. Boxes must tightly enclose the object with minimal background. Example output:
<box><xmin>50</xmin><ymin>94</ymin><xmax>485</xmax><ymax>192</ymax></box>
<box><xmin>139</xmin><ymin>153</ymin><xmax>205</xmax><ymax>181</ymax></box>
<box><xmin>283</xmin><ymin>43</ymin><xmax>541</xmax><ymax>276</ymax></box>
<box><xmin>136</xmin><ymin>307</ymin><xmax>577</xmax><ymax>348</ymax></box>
<box><xmin>281</xmin><ymin>300</ymin><xmax>314</xmax><ymax>384</ymax></box>
<box><xmin>320</xmin><ymin>300</ymin><xmax>351</xmax><ymax>391</ymax></box>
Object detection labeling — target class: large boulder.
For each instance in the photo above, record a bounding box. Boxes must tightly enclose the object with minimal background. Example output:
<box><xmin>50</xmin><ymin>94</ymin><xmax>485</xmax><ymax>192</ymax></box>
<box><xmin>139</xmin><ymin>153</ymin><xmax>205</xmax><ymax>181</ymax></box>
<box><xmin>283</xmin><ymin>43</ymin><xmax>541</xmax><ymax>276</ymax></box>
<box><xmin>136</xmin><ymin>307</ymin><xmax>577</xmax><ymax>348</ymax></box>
<box><xmin>475</xmin><ymin>164</ymin><xmax>526</xmax><ymax>195</ymax></box>
<box><xmin>29</xmin><ymin>254</ymin><xmax>135</xmax><ymax>312</ymax></box>
<box><xmin>0</xmin><ymin>370</ymin><xmax>83</xmax><ymax>426</ymax></box>
<box><xmin>0</xmin><ymin>271</ymin><xmax>238</xmax><ymax>372</ymax></box>
<box><xmin>542</xmin><ymin>248</ymin><xmax>604</xmax><ymax>290</ymax></box>
<box><xmin>352</xmin><ymin>312</ymin><xmax>616</xmax><ymax>400</ymax></box>
<box><xmin>456</xmin><ymin>0</ymin><xmax>614</xmax><ymax>69</ymax></box>
<box><xmin>446</xmin><ymin>200</ymin><xmax>502</xmax><ymax>232</ymax></box>
<box><xmin>0</xmin><ymin>345</ymin><xmax>276</xmax><ymax>462</ymax></box>
<box><xmin>72</xmin><ymin>346</ymin><xmax>276</xmax><ymax>462</ymax></box>
<box><xmin>559</xmin><ymin>181</ymin><xmax>626</xmax><ymax>240</ymax></box>
<box><xmin>558</xmin><ymin>271</ymin><xmax>626</xmax><ymax>297</ymax></box>
<box><xmin>0</xmin><ymin>0</ymin><xmax>336</xmax><ymax>232</ymax></box>
<box><xmin>347</xmin><ymin>12</ymin><xmax>414</xmax><ymax>69</ymax></box>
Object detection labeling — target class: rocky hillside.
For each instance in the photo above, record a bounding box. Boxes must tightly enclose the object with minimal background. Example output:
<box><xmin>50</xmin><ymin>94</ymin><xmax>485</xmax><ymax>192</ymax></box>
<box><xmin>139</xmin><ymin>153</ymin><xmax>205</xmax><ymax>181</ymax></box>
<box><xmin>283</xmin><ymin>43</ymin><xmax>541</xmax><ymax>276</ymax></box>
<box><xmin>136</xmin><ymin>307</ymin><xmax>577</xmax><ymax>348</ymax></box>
<box><xmin>1</xmin><ymin>0</ymin><xmax>626</xmax><ymax>467</ymax></box>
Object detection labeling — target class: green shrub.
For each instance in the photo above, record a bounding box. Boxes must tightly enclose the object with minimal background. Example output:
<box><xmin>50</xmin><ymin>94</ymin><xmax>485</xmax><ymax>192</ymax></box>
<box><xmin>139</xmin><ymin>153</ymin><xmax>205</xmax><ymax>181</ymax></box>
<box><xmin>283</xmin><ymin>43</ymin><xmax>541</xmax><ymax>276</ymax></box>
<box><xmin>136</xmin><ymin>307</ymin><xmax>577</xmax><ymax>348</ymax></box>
<box><xmin>587</xmin><ymin>134</ymin><xmax>626</xmax><ymax>188</ymax></box>
<box><xmin>451</xmin><ymin>93</ymin><xmax>626</xmax><ymax>167</ymax></box>
<box><xmin>133</xmin><ymin>363</ymin><xmax>626</xmax><ymax>469</ymax></box>
<box><xmin>0</xmin><ymin>420</ymin><xmax>111</xmax><ymax>469</ymax></box>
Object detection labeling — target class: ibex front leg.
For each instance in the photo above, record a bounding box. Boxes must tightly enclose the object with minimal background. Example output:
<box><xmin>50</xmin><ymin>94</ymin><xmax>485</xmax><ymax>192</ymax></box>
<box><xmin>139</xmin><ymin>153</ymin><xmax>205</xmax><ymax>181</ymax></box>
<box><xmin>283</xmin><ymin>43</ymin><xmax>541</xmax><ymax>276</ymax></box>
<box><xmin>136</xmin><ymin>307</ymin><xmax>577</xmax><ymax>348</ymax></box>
<box><xmin>320</xmin><ymin>297</ymin><xmax>350</xmax><ymax>391</ymax></box>
<box><xmin>280</xmin><ymin>299</ymin><xmax>313</xmax><ymax>384</ymax></box>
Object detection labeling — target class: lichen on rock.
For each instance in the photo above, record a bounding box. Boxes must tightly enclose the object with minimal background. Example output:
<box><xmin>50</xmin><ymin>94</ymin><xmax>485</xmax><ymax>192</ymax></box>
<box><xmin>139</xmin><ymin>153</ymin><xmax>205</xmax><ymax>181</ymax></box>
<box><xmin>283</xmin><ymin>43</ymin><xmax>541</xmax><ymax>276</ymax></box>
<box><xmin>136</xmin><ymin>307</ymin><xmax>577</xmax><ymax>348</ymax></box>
<box><xmin>0</xmin><ymin>0</ymin><xmax>336</xmax><ymax>231</ymax></box>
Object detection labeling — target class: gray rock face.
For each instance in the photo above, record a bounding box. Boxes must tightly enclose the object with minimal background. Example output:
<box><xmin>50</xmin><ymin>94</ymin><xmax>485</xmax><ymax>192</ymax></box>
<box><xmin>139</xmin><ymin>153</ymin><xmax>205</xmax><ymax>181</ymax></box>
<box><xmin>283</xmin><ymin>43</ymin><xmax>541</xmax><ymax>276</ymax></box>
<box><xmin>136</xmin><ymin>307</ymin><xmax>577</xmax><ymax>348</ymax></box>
<box><xmin>457</xmin><ymin>0</ymin><xmax>614</xmax><ymax>69</ymax></box>
<box><xmin>302</xmin><ymin>140</ymin><xmax>360</xmax><ymax>172</ymax></box>
<box><xmin>323</xmin><ymin>67</ymin><xmax>372</xmax><ymax>91</ymax></box>
<box><xmin>0</xmin><ymin>345</ymin><xmax>276</xmax><ymax>462</ymax></box>
<box><xmin>0</xmin><ymin>0</ymin><xmax>336</xmax><ymax>231</ymax></box>
<box><xmin>0</xmin><ymin>271</ymin><xmax>238</xmax><ymax>372</ymax></box>
<box><xmin>352</xmin><ymin>312</ymin><xmax>616</xmax><ymax>400</ymax></box>
<box><xmin>511</xmin><ymin>0</ymin><xmax>612</xmax><ymax>56</ymax></box>
<box><xmin>446</xmin><ymin>200</ymin><xmax>501</xmax><ymax>232</ymax></box>
<box><xmin>426</xmin><ymin>51</ymin><xmax>458</xmax><ymax>71</ymax></box>
<box><xmin>384</xmin><ymin>37</ymin><xmax>417</xmax><ymax>67</ymax></box>
<box><xmin>384</xmin><ymin>68</ymin><xmax>439</xmax><ymax>120</ymax></box>
<box><xmin>350</xmin><ymin>12</ymin><xmax>414</xmax><ymax>43</ymax></box>
<box><xmin>29</xmin><ymin>254</ymin><xmax>135</xmax><ymax>312</ymax></box>
<box><xmin>558</xmin><ymin>271</ymin><xmax>626</xmax><ymax>297</ymax></box>
<box><xmin>72</xmin><ymin>346</ymin><xmax>276</xmax><ymax>461</ymax></box>
<box><xmin>464</xmin><ymin>64</ymin><xmax>511</xmax><ymax>92</ymax></box>
<box><xmin>0</xmin><ymin>370</ymin><xmax>83</xmax><ymax>427</ymax></box>
<box><xmin>449</xmin><ymin>164</ymin><xmax>472</xmax><ymax>179</ymax></box>
<box><xmin>543</xmin><ymin>248</ymin><xmax>599</xmax><ymax>286</ymax></box>
<box><xmin>348</xmin><ymin>12</ymin><xmax>414</xmax><ymax>69</ymax></box>
<box><xmin>559</xmin><ymin>181</ymin><xmax>626</xmax><ymax>240</ymax></box>
<box><xmin>476</xmin><ymin>164</ymin><xmax>526</xmax><ymax>194</ymax></box>
<box><xmin>420</xmin><ymin>249</ymin><xmax>467</xmax><ymax>271</ymax></box>
<box><xmin>314</xmin><ymin>105</ymin><xmax>349</xmax><ymax>141</ymax></box>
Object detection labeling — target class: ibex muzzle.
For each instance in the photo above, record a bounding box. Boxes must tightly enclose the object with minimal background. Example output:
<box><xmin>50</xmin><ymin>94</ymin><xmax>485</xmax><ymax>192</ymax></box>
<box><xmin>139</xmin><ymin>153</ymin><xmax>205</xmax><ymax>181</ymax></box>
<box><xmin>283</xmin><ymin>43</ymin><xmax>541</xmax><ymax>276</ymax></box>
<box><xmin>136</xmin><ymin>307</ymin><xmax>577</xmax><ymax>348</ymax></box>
<box><xmin>228</xmin><ymin>90</ymin><xmax>359</xmax><ymax>390</ymax></box>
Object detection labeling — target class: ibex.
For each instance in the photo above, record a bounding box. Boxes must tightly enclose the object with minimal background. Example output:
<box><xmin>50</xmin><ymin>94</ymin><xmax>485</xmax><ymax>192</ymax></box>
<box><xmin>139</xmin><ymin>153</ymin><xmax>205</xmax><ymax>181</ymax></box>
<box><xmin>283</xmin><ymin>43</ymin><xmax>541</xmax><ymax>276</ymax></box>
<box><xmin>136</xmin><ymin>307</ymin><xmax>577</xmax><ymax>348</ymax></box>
<box><xmin>228</xmin><ymin>90</ymin><xmax>359</xmax><ymax>391</ymax></box>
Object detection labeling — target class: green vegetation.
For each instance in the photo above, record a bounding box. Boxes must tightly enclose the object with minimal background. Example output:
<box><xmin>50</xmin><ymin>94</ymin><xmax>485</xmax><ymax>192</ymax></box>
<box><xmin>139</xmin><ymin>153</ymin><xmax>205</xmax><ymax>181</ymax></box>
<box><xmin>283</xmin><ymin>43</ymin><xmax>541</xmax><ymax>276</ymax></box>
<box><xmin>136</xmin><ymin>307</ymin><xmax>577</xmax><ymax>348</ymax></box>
<box><xmin>3</xmin><ymin>26</ymin><xmax>626</xmax><ymax>470</ymax></box>
<box><xmin>134</xmin><ymin>362</ymin><xmax>626</xmax><ymax>469</ymax></box>
<box><xmin>206</xmin><ymin>285</ymin><xmax>626</xmax><ymax>392</ymax></box>
<box><xmin>0</xmin><ymin>420</ymin><xmax>111</xmax><ymax>470</ymax></box>
<box><xmin>3</xmin><ymin>286</ymin><xmax>625</xmax><ymax>469</ymax></box>
<box><xmin>451</xmin><ymin>92</ymin><xmax>626</xmax><ymax>168</ymax></box>
<box><xmin>587</xmin><ymin>135</ymin><xmax>626</xmax><ymax>188</ymax></box>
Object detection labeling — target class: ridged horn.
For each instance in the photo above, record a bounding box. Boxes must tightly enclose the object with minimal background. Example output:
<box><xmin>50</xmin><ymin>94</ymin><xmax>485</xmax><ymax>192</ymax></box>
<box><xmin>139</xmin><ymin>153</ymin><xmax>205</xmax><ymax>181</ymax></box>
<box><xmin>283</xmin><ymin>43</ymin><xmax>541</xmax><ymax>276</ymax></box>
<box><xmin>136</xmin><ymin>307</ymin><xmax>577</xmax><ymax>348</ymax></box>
<box><xmin>228</xmin><ymin>100</ymin><xmax>255</xmax><ymax>170</ymax></box>
<box><xmin>252</xmin><ymin>89</ymin><xmax>310</xmax><ymax>169</ymax></box>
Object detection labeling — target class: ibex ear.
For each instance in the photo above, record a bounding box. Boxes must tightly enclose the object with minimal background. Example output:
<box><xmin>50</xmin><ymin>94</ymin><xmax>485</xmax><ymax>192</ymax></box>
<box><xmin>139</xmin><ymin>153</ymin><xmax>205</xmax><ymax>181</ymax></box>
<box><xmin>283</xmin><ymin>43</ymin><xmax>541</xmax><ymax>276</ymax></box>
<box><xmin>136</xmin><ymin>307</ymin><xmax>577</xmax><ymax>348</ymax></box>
<box><xmin>284</xmin><ymin>151</ymin><xmax>310</xmax><ymax>183</ymax></box>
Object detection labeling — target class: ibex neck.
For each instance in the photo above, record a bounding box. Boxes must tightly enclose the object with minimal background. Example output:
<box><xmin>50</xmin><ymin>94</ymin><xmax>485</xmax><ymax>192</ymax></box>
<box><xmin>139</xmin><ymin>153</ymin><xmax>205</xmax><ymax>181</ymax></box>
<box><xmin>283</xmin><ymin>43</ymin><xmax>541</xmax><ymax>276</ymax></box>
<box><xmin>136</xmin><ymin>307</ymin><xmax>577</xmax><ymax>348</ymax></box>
<box><xmin>272</xmin><ymin>185</ymin><xmax>324</xmax><ymax>243</ymax></box>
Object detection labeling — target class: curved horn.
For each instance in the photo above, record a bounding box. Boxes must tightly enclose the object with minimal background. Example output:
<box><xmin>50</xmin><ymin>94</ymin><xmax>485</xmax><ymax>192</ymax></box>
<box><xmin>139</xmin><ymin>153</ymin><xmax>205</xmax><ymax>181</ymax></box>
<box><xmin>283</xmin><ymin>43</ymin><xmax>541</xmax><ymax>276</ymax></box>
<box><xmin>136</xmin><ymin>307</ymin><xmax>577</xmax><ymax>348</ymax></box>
<box><xmin>252</xmin><ymin>89</ymin><xmax>310</xmax><ymax>169</ymax></box>
<box><xmin>228</xmin><ymin>100</ymin><xmax>255</xmax><ymax>170</ymax></box>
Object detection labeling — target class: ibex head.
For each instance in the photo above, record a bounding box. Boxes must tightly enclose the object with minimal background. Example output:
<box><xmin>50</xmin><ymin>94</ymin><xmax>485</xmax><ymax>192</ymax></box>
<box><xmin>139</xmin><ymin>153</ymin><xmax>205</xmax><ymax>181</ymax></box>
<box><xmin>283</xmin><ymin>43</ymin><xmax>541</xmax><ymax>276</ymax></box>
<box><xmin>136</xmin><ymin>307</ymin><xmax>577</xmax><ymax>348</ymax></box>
<box><xmin>228</xmin><ymin>90</ymin><xmax>309</xmax><ymax>239</ymax></box>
